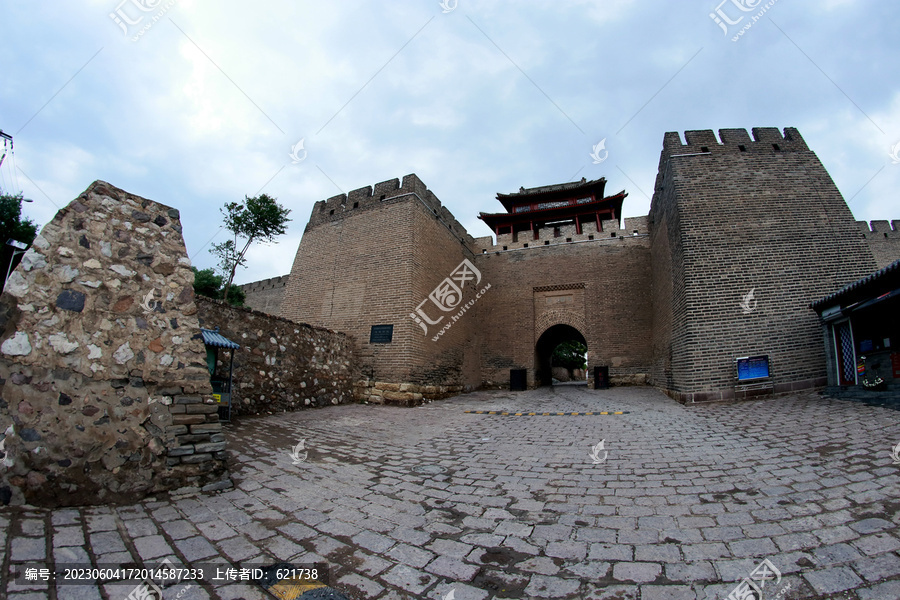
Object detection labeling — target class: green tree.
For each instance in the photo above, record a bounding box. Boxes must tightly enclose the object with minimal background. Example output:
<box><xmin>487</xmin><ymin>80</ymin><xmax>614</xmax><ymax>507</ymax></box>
<box><xmin>0</xmin><ymin>192</ymin><xmax>38</xmax><ymax>289</ymax></box>
<box><xmin>191</xmin><ymin>266</ymin><xmax>246</xmax><ymax>306</ymax></box>
<box><xmin>211</xmin><ymin>193</ymin><xmax>291</xmax><ymax>303</ymax></box>
<box><xmin>0</xmin><ymin>192</ymin><xmax>38</xmax><ymax>247</ymax></box>
<box><xmin>552</xmin><ymin>340</ymin><xmax>587</xmax><ymax>370</ymax></box>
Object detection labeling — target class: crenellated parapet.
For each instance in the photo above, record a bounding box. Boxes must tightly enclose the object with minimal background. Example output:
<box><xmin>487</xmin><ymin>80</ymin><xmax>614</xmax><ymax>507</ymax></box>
<box><xmin>859</xmin><ymin>219</ymin><xmax>900</xmax><ymax>268</ymax></box>
<box><xmin>654</xmin><ymin>127</ymin><xmax>809</xmax><ymax>194</ymax></box>
<box><xmin>663</xmin><ymin>127</ymin><xmax>808</xmax><ymax>155</ymax></box>
<box><xmin>474</xmin><ymin>215</ymin><xmax>650</xmax><ymax>253</ymax></box>
<box><xmin>858</xmin><ymin>220</ymin><xmax>900</xmax><ymax>237</ymax></box>
<box><xmin>238</xmin><ymin>274</ymin><xmax>290</xmax><ymax>294</ymax></box>
<box><xmin>306</xmin><ymin>173</ymin><xmax>476</xmax><ymax>248</ymax></box>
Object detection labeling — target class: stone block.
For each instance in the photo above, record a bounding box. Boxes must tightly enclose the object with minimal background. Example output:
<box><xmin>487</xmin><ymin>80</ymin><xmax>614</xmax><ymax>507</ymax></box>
<box><xmin>179</xmin><ymin>453</ymin><xmax>213</xmax><ymax>464</ymax></box>
<box><xmin>193</xmin><ymin>441</ymin><xmax>227</xmax><ymax>453</ymax></box>
<box><xmin>189</xmin><ymin>423</ymin><xmax>222</xmax><ymax>434</ymax></box>
<box><xmin>174</xmin><ymin>395</ymin><xmax>202</xmax><ymax>405</ymax></box>
<box><xmin>172</xmin><ymin>414</ymin><xmax>206</xmax><ymax>425</ymax></box>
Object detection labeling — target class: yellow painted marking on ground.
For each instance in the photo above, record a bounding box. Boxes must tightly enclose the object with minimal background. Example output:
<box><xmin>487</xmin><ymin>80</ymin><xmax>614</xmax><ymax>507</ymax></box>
<box><xmin>266</xmin><ymin>580</ymin><xmax>327</xmax><ymax>600</ymax></box>
<box><xmin>465</xmin><ymin>411</ymin><xmax>629</xmax><ymax>416</ymax></box>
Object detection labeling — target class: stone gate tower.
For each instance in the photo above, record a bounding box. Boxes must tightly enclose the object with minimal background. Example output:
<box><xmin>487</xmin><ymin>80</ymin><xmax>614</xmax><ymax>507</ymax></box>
<box><xmin>275</xmin><ymin>127</ymin><xmax>895</xmax><ymax>403</ymax></box>
<box><xmin>648</xmin><ymin>127</ymin><xmax>877</xmax><ymax>401</ymax></box>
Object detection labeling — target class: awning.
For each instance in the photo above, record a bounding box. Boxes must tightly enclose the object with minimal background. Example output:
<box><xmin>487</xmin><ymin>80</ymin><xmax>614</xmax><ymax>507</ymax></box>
<box><xmin>200</xmin><ymin>328</ymin><xmax>240</xmax><ymax>349</ymax></box>
<box><xmin>811</xmin><ymin>258</ymin><xmax>900</xmax><ymax>312</ymax></box>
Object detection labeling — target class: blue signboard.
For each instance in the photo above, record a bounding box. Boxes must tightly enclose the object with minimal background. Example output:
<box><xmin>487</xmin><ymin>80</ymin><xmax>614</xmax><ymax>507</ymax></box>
<box><xmin>736</xmin><ymin>355</ymin><xmax>769</xmax><ymax>381</ymax></box>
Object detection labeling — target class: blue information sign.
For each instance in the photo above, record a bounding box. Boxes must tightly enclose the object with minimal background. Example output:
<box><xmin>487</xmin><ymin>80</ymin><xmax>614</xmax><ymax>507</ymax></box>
<box><xmin>736</xmin><ymin>355</ymin><xmax>769</xmax><ymax>381</ymax></box>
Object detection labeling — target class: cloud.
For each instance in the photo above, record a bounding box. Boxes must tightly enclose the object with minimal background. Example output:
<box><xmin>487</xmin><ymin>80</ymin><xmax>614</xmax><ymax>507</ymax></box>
<box><xmin>2</xmin><ymin>0</ymin><xmax>898</xmax><ymax>283</ymax></box>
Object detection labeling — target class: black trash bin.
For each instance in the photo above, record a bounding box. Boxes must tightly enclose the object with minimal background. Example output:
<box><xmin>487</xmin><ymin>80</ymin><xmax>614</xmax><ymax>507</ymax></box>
<box><xmin>510</xmin><ymin>369</ymin><xmax>527</xmax><ymax>391</ymax></box>
<box><xmin>594</xmin><ymin>366</ymin><xmax>610</xmax><ymax>389</ymax></box>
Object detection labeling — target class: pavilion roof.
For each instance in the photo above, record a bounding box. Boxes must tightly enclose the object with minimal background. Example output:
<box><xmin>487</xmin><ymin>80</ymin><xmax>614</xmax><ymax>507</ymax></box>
<box><xmin>496</xmin><ymin>177</ymin><xmax>608</xmax><ymax>211</ymax></box>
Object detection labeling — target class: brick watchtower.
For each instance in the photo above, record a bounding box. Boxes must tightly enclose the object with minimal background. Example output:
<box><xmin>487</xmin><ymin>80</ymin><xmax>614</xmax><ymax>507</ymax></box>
<box><xmin>649</xmin><ymin>127</ymin><xmax>877</xmax><ymax>401</ymax></box>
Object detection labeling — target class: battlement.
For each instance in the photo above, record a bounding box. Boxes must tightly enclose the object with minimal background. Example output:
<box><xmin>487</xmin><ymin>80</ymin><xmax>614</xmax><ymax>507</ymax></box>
<box><xmin>662</xmin><ymin>127</ymin><xmax>808</xmax><ymax>158</ymax></box>
<box><xmin>307</xmin><ymin>173</ymin><xmax>475</xmax><ymax>248</ymax></box>
<box><xmin>475</xmin><ymin>215</ymin><xmax>650</xmax><ymax>253</ymax></box>
<box><xmin>858</xmin><ymin>220</ymin><xmax>900</xmax><ymax>238</ymax></box>
<box><xmin>858</xmin><ymin>219</ymin><xmax>900</xmax><ymax>268</ymax></box>
<box><xmin>238</xmin><ymin>274</ymin><xmax>290</xmax><ymax>293</ymax></box>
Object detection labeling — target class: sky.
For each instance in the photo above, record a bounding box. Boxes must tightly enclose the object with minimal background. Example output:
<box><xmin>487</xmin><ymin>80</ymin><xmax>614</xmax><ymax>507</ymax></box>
<box><xmin>1</xmin><ymin>1</ymin><xmax>899</xmax><ymax>285</ymax></box>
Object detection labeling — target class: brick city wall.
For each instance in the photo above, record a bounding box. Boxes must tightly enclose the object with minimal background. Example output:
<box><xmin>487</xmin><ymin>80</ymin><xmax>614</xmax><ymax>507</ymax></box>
<box><xmin>648</xmin><ymin>128</ymin><xmax>878</xmax><ymax>402</ymax></box>
<box><xmin>858</xmin><ymin>220</ymin><xmax>900</xmax><ymax>269</ymax></box>
<box><xmin>281</xmin><ymin>175</ymin><xmax>481</xmax><ymax>400</ymax></box>
<box><xmin>238</xmin><ymin>274</ymin><xmax>288</xmax><ymax>315</ymax></box>
<box><xmin>0</xmin><ymin>181</ymin><xmax>229</xmax><ymax>507</ymax></box>
<box><xmin>474</xmin><ymin>224</ymin><xmax>652</xmax><ymax>388</ymax></box>
<box><xmin>195</xmin><ymin>296</ymin><xmax>356</xmax><ymax>415</ymax></box>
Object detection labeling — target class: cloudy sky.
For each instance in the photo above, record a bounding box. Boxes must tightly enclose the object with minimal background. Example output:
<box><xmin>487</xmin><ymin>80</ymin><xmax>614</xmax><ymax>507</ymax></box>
<box><xmin>2</xmin><ymin>1</ymin><xmax>898</xmax><ymax>284</ymax></box>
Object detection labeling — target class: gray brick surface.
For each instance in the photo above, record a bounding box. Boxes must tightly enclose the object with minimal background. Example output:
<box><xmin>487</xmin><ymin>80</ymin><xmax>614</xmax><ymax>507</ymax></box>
<box><xmin>11</xmin><ymin>537</ymin><xmax>46</xmax><ymax>561</ymax></box>
<box><xmin>381</xmin><ymin>564</ymin><xmax>437</xmax><ymax>595</ymax></box>
<box><xmin>4</xmin><ymin>386</ymin><xmax>900</xmax><ymax>599</ymax></box>
<box><xmin>803</xmin><ymin>566</ymin><xmax>864</xmax><ymax>595</ymax></box>
<box><xmin>613</xmin><ymin>562</ymin><xmax>662</xmax><ymax>583</ymax></box>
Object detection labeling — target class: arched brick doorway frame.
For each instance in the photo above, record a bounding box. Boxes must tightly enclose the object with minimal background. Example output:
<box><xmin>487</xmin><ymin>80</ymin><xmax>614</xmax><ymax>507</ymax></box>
<box><xmin>534</xmin><ymin>310</ymin><xmax>588</xmax><ymax>386</ymax></box>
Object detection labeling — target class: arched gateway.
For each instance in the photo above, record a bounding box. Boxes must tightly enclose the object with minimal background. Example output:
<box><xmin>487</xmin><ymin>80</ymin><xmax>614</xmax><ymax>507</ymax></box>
<box><xmin>535</xmin><ymin>323</ymin><xmax>588</xmax><ymax>387</ymax></box>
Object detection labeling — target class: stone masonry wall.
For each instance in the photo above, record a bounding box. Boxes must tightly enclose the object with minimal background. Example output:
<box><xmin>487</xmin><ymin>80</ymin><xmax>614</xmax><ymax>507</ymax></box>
<box><xmin>195</xmin><ymin>296</ymin><xmax>357</xmax><ymax>416</ymax></box>
<box><xmin>0</xmin><ymin>181</ymin><xmax>229</xmax><ymax>507</ymax></box>
<box><xmin>238</xmin><ymin>274</ymin><xmax>288</xmax><ymax>316</ymax></box>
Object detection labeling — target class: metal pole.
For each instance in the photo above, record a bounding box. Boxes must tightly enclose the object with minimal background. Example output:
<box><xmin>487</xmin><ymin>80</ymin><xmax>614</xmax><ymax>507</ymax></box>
<box><xmin>4</xmin><ymin>249</ymin><xmax>24</xmax><ymax>287</ymax></box>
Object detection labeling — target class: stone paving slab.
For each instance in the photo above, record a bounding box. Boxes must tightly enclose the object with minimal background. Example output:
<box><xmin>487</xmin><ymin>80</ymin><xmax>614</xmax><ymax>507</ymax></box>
<box><xmin>2</xmin><ymin>386</ymin><xmax>900</xmax><ymax>599</ymax></box>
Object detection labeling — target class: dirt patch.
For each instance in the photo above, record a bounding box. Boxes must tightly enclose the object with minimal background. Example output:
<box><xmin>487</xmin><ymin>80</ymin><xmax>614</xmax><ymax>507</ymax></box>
<box><xmin>477</xmin><ymin>546</ymin><xmax>531</xmax><ymax>566</ymax></box>
<box><xmin>471</xmin><ymin>570</ymin><xmax>529</xmax><ymax>598</ymax></box>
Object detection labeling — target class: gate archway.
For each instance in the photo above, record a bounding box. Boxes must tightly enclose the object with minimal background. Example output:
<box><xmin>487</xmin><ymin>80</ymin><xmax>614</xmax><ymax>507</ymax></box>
<box><xmin>535</xmin><ymin>324</ymin><xmax>588</xmax><ymax>387</ymax></box>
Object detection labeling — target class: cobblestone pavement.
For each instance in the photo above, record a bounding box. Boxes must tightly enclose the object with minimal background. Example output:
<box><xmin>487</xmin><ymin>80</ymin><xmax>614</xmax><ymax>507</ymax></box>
<box><xmin>3</xmin><ymin>386</ymin><xmax>900</xmax><ymax>600</ymax></box>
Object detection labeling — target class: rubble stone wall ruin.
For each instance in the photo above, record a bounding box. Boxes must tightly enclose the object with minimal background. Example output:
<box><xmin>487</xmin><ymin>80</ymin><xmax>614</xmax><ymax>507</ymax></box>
<box><xmin>0</xmin><ymin>181</ymin><xmax>229</xmax><ymax>507</ymax></box>
<box><xmin>195</xmin><ymin>296</ymin><xmax>357</xmax><ymax>416</ymax></box>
